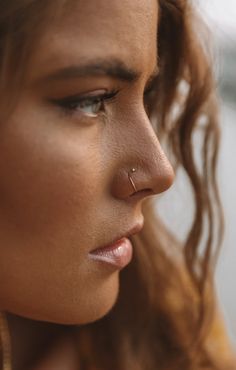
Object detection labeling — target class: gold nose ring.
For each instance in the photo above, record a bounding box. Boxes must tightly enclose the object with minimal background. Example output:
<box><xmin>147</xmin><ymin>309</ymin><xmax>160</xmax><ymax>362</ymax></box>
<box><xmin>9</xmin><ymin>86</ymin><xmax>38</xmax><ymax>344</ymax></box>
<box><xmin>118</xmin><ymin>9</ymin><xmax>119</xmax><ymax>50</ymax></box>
<box><xmin>128</xmin><ymin>168</ymin><xmax>137</xmax><ymax>193</ymax></box>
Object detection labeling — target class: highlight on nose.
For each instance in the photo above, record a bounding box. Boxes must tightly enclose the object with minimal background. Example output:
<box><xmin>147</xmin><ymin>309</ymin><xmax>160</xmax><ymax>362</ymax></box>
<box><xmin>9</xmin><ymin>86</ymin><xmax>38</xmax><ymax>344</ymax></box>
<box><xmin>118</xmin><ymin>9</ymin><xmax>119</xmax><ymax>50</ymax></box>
<box><xmin>152</xmin><ymin>153</ymin><xmax>175</xmax><ymax>195</ymax></box>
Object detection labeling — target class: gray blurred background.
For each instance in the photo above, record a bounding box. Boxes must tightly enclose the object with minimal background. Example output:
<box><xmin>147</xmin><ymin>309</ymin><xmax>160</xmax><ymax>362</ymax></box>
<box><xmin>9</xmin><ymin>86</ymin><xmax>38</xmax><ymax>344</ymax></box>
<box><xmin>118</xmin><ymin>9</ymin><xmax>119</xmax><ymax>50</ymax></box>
<box><xmin>157</xmin><ymin>0</ymin><xmax>236</xmax><ymax>347</ymax></box>
<box><xmin>199</xmin><ymin>0</ymin><xmax>236</xmax><ymax>347</ymax></box>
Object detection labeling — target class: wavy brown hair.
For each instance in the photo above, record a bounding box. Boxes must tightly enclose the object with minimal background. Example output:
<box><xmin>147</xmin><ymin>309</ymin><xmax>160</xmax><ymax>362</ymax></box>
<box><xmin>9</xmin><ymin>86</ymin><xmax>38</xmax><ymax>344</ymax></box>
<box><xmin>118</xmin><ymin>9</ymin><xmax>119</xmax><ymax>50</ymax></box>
<box><xmin>0</xmin><ymin>0</ymin><xmax>229</xmax><ymax>369</ymax></box>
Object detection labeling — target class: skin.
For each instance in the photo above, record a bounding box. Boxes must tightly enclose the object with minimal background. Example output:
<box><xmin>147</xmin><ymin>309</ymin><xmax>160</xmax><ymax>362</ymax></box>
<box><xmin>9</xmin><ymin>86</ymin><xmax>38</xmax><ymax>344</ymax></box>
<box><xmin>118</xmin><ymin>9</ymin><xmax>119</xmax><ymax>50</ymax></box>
<box><xmin>0</xmin><ymin>0</ymin><xmax>174</xmax><ymax>368</ymax></box>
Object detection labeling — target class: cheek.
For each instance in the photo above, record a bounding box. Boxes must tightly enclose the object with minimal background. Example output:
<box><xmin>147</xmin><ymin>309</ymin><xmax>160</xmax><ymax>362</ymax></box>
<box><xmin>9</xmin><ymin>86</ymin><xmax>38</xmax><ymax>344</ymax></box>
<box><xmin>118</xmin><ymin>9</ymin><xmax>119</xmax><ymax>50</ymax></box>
<box><xmin>0</xmin><ymin>113</ymin><xmax>120</xmax><ymax>324</ymax></box>
<box><xmin>0</xmin><ymin>116</ymin><xmax>102</xmax><ymax>239</ymax></box>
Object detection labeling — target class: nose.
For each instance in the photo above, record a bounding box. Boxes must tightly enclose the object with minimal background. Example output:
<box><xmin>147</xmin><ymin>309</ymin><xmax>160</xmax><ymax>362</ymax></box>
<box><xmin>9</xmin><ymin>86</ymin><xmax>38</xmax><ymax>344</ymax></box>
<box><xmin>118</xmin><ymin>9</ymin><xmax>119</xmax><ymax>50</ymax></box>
<box><xmin>111</xmin><ymin>111</ymin><xmax>175</xmax><ymax>200</ymax></box>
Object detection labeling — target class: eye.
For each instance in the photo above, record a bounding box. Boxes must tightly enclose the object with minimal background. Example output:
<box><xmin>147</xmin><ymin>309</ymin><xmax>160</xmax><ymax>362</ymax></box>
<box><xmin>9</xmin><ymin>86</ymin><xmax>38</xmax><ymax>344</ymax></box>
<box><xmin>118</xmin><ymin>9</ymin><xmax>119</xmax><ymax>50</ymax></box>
<box><xmin>50</xmin><ymin>90</ymin><xmax>119</xmax><ymax>117</ymax></box>
<box><xmin>76</xmin><ymin>97</ymin><xmax>103</xmax><ymax>116</ymax></box>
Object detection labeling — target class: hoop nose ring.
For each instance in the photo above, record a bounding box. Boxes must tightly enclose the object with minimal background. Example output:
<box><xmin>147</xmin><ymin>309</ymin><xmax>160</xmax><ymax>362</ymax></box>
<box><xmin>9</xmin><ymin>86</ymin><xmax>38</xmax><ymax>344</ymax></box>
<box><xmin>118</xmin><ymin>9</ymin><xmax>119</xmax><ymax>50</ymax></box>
<box><xmin>128</xmin><ymin>168</ymin><xmax>137</xmax><ymax>193</ymax></box>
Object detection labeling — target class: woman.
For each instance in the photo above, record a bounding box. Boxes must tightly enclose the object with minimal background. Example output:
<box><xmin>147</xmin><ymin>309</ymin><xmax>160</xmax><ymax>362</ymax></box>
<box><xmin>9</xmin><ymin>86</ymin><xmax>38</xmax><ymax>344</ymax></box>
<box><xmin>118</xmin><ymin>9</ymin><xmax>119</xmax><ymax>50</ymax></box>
<box><xmin>0</xmin><ymin>0</ymin><xmax>235</xmax><ymax>369</ymax></box>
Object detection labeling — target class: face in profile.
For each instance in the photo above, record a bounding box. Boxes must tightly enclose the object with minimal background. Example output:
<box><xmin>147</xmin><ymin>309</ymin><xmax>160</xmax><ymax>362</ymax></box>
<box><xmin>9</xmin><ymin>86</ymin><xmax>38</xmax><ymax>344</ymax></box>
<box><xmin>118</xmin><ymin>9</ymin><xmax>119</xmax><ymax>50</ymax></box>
<box><xmin>0</xmin><ymin>0</ymin><xmax>174</xmax><ymax>325</ymax></box>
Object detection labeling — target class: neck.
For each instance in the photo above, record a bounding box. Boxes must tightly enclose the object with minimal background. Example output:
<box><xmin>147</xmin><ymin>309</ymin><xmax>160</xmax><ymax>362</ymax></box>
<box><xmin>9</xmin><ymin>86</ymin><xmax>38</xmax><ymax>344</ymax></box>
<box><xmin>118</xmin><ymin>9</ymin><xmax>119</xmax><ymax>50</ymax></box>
<box><xmin>5</xmin><ymin>313</ymin><xmax>70</xmax><ymax>370</ymax></box>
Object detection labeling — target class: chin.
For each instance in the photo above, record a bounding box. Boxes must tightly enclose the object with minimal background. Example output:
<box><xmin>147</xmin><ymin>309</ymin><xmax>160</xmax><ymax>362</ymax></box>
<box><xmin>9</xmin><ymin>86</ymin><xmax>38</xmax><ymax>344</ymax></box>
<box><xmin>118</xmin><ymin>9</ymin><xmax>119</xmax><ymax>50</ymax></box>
<box><xmin>8</xmin><ymin>271</ymin><xmax>120</xmax><ymax>326</ymax></box>
<box><xmin>58</xmin><ymin>291</ymin><xmax>119</xmax><ymax>326</ymax></box>
<box><xmin>54</xmin><ymin>271</ymin><xmax>120</xmax><ymax>325</ymax></box>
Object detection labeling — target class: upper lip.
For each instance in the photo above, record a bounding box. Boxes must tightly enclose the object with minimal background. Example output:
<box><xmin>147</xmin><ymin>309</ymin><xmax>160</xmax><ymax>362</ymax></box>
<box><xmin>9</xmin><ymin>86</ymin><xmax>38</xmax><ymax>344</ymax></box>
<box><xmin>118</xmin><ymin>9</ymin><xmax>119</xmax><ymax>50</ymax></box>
<box><xmin>90</xmin><ymin>221</ymin><xmax>144</xmax><ymax>253</ymax></box>
<box><xmin>124</xmin><ymin>222</ymin><xmax>144</xmax><ymax>239</ymax></box>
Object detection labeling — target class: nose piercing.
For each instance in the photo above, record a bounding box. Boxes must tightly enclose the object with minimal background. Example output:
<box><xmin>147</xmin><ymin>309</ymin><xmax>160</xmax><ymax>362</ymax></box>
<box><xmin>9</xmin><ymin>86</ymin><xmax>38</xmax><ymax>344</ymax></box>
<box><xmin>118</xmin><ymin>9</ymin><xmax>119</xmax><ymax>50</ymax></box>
<box><xmin>128</xmin><ymin>168</ymin><xmax>137</xmax><ymax>193</ymax></box>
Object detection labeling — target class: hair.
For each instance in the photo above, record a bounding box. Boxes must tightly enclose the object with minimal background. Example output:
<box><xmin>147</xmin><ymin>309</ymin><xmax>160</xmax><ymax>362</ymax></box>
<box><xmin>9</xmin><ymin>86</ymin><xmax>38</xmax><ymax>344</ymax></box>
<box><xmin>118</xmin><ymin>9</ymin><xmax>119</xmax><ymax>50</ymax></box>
<box><xmin>0</xmin><ymin>0</ymin><xmax>227</xmax><ymax>369</ymax></box>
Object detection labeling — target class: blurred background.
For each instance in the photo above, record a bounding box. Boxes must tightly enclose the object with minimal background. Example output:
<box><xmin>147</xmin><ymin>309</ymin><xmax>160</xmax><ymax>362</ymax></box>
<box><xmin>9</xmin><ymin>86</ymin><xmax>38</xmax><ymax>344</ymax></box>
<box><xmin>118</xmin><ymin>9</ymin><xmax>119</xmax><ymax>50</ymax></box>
<box><xmin>158</xmin><ymin>0</ymin><xmax>236</xmax><ymax>347</ymax></box>
<box><xmin>198</xmin><ymin>0</ymin><xmax>236</xmax><ymax>347</ymax></box>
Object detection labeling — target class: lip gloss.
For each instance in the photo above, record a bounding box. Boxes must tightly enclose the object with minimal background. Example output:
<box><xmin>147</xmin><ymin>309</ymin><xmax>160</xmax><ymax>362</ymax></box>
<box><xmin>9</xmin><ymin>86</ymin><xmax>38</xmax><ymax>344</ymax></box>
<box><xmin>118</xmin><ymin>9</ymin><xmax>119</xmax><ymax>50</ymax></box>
<box><xmin>89</xmin><ymin>237</ymin><xmax>133</xmax><ymax>269</ymax></box>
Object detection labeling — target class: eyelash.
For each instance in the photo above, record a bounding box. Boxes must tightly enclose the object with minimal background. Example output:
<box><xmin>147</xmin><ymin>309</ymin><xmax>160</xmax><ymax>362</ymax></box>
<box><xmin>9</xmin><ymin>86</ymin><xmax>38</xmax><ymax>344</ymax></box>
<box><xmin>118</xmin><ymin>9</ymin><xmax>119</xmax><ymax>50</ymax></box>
<box><xmin>51</xmin><ymin>90</ymin><xmax>119</xmax><ymax>117</ymax></box>
<box><xmin>51</xmin><ymin>84</ymin><xmax>155</xmax><ymax>118</ymax></box>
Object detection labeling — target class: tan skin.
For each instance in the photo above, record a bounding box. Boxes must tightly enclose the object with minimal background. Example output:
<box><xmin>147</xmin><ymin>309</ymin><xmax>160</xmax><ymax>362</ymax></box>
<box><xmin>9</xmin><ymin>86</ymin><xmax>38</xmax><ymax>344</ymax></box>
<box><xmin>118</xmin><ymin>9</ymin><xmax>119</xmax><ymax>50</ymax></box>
<box><xmin>0</xmin><ymin>0</ymin><xmax>175</xmax><ymax>368</ymax></box>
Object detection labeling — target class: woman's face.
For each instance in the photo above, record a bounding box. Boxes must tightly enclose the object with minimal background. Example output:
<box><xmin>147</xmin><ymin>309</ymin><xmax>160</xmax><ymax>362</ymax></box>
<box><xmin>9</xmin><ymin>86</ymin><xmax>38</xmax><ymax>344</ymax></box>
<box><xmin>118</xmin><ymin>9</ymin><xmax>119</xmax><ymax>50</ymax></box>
<box><xmin>0</xmin><ymin>0</ymin><xmax>174</xmax><ymax>324</ymax></box>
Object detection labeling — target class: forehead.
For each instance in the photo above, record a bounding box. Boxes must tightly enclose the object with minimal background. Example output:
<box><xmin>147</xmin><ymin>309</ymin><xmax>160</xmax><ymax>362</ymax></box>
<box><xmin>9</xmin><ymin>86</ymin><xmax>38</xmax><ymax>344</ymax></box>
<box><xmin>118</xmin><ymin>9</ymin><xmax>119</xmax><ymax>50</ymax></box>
<box><xmin>28</xmin><ymin>0</ymin><xmax>158</xmax><ymax>79</ymax></box>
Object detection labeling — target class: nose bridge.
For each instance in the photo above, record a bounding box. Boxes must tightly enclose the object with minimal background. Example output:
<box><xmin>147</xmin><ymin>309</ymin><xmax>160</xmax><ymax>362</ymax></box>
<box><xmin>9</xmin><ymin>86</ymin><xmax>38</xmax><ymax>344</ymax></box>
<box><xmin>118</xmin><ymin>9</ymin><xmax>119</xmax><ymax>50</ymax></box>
<box><xmin>118</xmin><ymin>110</ymin><xmax>174</xmax><ymax>196</ymax></box>
<box><xmin>131</xmin><ymin>113</ymin><xmax>162</xmax><ymax>165</ymax></box>
<box><xmin>140</xmin><ymin>116</ymin><xmax>173</xmax><ymax>187</ymax></box>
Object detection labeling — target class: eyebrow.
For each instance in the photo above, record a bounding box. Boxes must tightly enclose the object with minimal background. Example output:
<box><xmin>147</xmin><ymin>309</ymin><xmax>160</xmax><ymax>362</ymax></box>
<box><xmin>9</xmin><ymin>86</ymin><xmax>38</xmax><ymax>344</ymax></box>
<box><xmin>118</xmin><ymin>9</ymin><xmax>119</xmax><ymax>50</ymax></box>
<box><xmin>37</xmin><ymin>57</ymin><xmax>159</xmax><ymax>85</ymax></box>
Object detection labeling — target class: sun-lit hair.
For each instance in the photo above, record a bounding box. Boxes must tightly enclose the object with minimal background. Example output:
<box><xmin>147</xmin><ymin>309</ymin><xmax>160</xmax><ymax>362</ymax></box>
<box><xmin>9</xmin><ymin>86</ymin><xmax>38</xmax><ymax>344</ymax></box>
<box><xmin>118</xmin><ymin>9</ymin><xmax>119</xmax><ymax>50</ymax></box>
<box><xmin>0</xmin><ymin>1</ymin><xmax>227</xmax><ymax>369</ymax></box>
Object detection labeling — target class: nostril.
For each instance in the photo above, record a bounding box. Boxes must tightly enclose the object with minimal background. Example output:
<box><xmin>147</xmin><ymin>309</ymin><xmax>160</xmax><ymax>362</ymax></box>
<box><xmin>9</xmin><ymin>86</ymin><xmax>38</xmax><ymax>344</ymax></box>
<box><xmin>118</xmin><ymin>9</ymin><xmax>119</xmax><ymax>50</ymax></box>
<box><xmin>130</xmin><ymin>188</ymin><xmax>153</xmax><ymax>198</ymax></box>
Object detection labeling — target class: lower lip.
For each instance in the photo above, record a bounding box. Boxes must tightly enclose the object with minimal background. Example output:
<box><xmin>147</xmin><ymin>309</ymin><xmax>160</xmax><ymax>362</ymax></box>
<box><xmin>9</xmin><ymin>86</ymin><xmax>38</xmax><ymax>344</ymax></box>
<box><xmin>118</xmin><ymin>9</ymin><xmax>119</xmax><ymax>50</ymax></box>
<box><xmin>88</xmin><ymin>237</ymin><xmax>133</xmax><ymax>269</ymax></box>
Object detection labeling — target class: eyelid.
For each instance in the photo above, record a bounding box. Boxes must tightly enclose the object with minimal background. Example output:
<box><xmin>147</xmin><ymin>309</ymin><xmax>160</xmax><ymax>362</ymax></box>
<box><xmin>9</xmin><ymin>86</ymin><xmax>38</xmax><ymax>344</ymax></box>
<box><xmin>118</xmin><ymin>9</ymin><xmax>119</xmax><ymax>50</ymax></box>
<box><xmin>48</xmin><ymin>89</ymin><xmax>119</xmax><ymax>118</ymax></box>
<box><xmin>49</xmin><ymin>89</ymin><xmax>117</xmax><ymax>105</ymax></box>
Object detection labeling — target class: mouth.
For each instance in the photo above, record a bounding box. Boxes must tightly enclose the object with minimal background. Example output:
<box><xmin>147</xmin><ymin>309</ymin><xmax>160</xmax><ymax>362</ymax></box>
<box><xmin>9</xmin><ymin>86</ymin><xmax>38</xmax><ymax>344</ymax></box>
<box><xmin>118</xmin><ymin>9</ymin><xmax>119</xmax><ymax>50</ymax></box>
<box><xmin>88</xmin><ymin>222</ymin><xmax>143</xmax><ymax>269</ymax></box>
